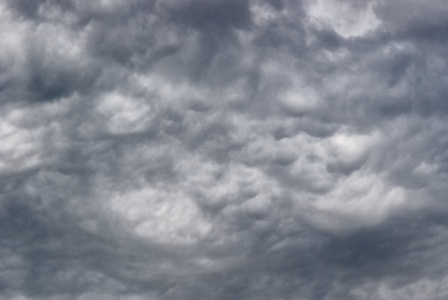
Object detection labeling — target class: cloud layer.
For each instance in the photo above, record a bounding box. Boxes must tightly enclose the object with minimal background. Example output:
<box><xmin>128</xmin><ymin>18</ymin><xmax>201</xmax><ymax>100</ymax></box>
<box><xmin>1</xmin><ymin>0</ymin><xmax>448</xmax><ymax>299</ymax></box>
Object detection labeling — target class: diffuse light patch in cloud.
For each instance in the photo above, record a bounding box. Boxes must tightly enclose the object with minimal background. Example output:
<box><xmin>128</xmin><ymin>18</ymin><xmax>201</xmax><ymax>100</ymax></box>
<box><xmin>96</xmin><ymin>92</ymin><xmax>154</xmax><ymax>134</ymax></box>
<box><xmin>109</xmin><ymin>186</ymin><xmax>212</xmax><ymax>245</ymax></box>
<box><xmin>281</xmin><ymin>86</ymin><xmax>321</xmax><ymax>114</ymax></box>
<box><xmin>308</xmin><ymin>172</ymin><xmax>406</xmax><ymax>233</ymax></box>
<box><xmin>306</xmin><ymin>0</ymin><xmax>380</xmax><ymax>38</ymax></box>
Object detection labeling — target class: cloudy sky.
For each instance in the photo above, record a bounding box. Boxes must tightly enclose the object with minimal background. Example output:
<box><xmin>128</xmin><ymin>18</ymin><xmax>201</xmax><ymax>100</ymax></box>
<box><xmin>1</xmin><ymin>0</ymin><xmax>448</xmax><ymax>299</ymax></box>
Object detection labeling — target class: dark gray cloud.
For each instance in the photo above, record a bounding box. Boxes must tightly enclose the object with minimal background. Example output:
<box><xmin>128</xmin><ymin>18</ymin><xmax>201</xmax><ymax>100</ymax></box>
<box><xmin>1</xmin><ymin>0</ymin><xmax>448</xmax><ymax>299</ymax></box>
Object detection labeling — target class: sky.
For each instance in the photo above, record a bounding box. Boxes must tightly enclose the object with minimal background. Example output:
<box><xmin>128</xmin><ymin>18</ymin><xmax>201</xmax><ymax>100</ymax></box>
<box><xmin>1</xmin><ymin>0</ymin><xmax>448</xmax><ymax>299</ymax></box>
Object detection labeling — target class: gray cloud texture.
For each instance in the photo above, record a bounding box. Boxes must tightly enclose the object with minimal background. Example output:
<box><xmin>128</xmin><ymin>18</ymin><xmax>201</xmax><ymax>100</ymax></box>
<box><xmin>1</xmin><ymin>0</ymin><xmax>448</xmax><ymax>299</ymax></box>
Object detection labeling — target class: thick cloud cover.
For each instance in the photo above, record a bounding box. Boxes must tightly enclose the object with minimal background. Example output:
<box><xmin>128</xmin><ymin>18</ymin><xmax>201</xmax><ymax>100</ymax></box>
<box><xmin>1</xmin><ymin>0</ymin><xmax>448</xmax><ymax>299</ymax></box>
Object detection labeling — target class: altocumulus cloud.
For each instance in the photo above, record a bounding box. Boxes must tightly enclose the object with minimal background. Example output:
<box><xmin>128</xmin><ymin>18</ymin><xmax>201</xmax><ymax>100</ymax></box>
<box><xmin>1</xmin><ymin>0</ymin><xmax>448</xmax><ymax>299</ymax></box>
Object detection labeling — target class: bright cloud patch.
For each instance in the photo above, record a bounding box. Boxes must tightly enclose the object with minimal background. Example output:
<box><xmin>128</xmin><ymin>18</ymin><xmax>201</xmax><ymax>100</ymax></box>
<box><xmin>307</xmin><ymin>0</ymin><xmax>380</xmax><ymax>38</ymax></box>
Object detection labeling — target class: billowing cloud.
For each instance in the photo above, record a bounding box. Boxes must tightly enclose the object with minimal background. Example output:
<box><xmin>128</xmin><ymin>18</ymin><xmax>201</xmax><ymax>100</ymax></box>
<box><xmin>1</xmin><ymin>0</ymin><xmax>448</xmax><ymax>299</ymax></box>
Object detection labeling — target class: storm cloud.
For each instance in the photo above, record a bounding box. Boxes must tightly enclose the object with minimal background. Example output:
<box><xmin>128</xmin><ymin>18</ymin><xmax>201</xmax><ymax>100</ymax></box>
<box><xmin>1</xmin><ymin>0</ymin><xmax>448</xmax><ymax>299</ymax></box>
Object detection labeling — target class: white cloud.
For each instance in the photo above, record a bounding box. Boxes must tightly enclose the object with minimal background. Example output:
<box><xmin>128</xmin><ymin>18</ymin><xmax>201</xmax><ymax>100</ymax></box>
<box><xmin>306</xmin><ymin>0</ymin><xmax>380</xmax><ymax>38</ymax></box>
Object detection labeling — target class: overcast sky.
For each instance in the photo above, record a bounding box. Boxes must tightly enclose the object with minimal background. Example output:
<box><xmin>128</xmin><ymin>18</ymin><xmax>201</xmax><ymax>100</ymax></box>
<box><xmin>1</xmin><ymin>0</ymin><xmax>448</xmax><ymax>299</ymax></box>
